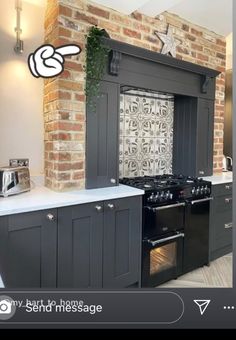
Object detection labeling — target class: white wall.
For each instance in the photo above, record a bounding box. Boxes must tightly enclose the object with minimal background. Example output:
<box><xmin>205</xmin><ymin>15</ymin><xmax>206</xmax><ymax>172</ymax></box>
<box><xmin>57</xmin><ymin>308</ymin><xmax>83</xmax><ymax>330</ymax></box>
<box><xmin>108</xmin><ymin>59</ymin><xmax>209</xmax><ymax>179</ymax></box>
<box><xmin>226</xmin><ymin>33</ymin><xmax>232</xmax><ymax>70</ymax></box>
<box><xmin>0</xmin><ymin>0</ymin><xmax>45</xmax><ymax>175</ymax></box>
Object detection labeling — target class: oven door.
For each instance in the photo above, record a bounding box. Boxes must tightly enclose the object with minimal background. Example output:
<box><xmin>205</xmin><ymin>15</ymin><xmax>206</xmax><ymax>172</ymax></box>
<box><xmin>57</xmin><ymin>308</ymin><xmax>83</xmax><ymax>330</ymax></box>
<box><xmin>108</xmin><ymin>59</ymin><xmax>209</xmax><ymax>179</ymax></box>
<box><xmin>143</xmin><ymin>202</ymin><xmax>185</xmax><ymax>239</ymax></box>
<box><xmin>142</xmin><ymin>232</ymin><xmax>184</xmax><ymax>287</ymax></box>
<box><xmin>183</xmin><ymin>197</ymin><xmax>212</xmax><ymax>274</ymax></box>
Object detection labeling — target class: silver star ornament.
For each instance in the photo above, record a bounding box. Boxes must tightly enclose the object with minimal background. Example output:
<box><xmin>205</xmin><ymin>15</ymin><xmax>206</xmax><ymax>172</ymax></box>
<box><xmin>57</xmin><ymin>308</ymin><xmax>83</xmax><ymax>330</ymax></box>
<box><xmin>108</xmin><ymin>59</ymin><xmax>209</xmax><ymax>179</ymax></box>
<box><xmin>155</xmin><ymin>25</ymin><xmax>181</xmax><ymax>57</ymax></box>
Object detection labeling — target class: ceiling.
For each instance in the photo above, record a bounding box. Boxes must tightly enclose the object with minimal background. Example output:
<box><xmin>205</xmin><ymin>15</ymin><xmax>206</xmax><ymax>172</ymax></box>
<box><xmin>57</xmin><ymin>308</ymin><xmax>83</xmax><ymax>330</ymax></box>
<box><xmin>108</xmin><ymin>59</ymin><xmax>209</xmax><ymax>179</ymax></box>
<box><xmin>92</xmin><ymin>0</ymin><xmax>232</xmax><ymax>36</ymax></box>
<box><xmin>24</xmin><ymin>0</ymin><xmax>46</xmax><ymax>6</ymax></box>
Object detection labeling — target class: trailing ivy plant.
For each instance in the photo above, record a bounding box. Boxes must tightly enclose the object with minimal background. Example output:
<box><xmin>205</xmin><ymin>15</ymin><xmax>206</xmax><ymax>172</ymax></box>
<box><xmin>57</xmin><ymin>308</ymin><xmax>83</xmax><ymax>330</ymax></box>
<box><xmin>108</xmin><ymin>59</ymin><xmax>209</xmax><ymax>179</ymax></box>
<box><xmin>85</xmin><ymin>26</ymin><xmax>110</xmax><ymax>110</ymax></box>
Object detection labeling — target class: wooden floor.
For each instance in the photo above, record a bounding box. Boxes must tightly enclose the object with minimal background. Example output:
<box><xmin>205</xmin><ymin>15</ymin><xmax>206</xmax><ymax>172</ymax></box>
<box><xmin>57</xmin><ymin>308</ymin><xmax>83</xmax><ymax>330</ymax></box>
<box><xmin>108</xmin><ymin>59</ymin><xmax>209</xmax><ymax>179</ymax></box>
<box><xmin>0</xmin><ymin>254</ymin><xmax>232</xmax><ymax>289</ymax></box>
<box><xmin>159</xmin><ymin>253</ymin><xmax>232</xmax><ymax>288</ymax></box>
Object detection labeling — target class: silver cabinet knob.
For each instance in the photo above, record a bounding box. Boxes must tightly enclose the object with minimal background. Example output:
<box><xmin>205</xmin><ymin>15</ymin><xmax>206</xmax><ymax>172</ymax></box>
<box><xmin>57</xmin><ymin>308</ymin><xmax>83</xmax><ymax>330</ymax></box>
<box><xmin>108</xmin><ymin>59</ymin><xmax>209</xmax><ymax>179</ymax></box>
<box><xmin>110</xmin><ymin>178</ymin><xmax>116</xmax><ymax>184</ymax></box>
<box><xmin>225</xmin><ymin>197</ymin><xmax>232</xmax><ymax>203</ymax></box>
<box><xmin>225</xmin><ymin>185</ymin><xmax>231</xmax><ymax>190</ymax></box>
<box><xmin>47</xmin><ymin>213</ymin><xmax>55</xmax><ymax>221</ymax></box>
<box><xmin>107</xmin><ymin>203</ymin><xmax>115</xmax><ymax>210</ymax></box>
<box><xmin>95</xmin><ymin>205</ymin><xmax>103</xmax><ymax>212</ymax></box>
<box><xmin>199</xmin><ymin>171</ymin><xmax>204</xmax><ymax>175</ymax></box>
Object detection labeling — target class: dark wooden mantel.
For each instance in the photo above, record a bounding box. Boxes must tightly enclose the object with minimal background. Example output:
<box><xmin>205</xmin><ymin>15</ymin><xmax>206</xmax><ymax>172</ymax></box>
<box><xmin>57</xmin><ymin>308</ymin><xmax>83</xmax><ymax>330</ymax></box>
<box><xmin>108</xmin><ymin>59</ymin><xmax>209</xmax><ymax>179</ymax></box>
<box><xmin>102</xmin><ymin>37</ymin><xmax>220</xmax><ymax>78</ymax></box>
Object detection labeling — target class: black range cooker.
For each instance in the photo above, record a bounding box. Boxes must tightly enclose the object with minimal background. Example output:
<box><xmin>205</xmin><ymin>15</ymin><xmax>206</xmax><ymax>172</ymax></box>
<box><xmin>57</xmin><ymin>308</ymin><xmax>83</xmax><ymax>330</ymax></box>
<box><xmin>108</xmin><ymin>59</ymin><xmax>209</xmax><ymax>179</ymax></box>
<box><xmin>120</xmin><ymin>174</ymin><xmax>212</xmax><ymax>287</ymax></box>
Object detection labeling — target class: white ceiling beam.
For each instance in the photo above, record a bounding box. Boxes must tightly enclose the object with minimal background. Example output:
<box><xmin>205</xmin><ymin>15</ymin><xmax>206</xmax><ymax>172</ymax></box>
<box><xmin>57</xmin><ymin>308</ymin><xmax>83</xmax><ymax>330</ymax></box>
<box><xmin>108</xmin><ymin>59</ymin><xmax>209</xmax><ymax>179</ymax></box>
<box><xmin>138</xmin><ymin>0</ymin><xmax>184</xmax><ymax>17</ymax></box>
<box><xmin>90</xmin><ymin>0</ymin><xmax>150</xmax><ymax>15</ymax></box>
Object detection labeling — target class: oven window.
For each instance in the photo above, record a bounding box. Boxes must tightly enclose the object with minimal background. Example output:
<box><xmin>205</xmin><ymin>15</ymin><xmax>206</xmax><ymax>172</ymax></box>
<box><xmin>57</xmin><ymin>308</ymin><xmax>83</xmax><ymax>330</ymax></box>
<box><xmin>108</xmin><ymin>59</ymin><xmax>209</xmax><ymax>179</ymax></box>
<box><xmin>150</xmin><ymin>243</ymin><xmax>177</xmax><ymax>275</ymax></box>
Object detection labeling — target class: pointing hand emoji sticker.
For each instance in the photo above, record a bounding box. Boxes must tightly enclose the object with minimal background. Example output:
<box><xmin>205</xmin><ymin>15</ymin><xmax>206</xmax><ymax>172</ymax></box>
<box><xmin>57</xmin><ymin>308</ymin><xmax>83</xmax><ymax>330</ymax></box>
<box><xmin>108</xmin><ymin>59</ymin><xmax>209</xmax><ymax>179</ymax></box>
<box><xmin>28</xmin><ymin>44</ymin><xmax>81</xmax><ymax>78</ymax></box>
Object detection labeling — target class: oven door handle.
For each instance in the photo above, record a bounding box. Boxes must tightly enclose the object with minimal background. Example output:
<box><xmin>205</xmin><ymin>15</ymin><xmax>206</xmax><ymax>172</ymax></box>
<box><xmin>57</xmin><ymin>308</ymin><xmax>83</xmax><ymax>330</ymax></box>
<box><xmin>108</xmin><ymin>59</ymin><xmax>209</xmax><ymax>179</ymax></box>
<box><xmin>191</xmin><ymin>197</ymin><xmax>213</xmax><ymax>205</ymax></box>
<box><xmin>149</xmin><ymin>202</ymin><xmax>186</xmax><ymax>211</ymax></box>
<box><xmin>147</xmin><ymin>233</ymin><xmax>185</xmax><ymax>247</ymax></box>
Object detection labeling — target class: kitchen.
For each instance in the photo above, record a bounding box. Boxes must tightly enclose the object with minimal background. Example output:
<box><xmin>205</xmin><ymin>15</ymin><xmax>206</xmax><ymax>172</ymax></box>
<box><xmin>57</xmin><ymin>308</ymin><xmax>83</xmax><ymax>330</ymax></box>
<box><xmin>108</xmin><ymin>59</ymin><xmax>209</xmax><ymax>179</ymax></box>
<box><xmin>0</xmin><ymin>0</ymin><xmax>233</xmax><ymax>289</ymax></box>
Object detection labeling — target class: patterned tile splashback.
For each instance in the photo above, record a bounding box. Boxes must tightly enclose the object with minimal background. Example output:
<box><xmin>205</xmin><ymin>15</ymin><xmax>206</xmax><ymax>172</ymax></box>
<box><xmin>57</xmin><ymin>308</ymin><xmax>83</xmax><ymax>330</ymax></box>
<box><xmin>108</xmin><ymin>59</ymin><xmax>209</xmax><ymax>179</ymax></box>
<box><xmin>119</xmin><ymin>90</ymin><xmax>174</xmax><ymax>178</ymax></box>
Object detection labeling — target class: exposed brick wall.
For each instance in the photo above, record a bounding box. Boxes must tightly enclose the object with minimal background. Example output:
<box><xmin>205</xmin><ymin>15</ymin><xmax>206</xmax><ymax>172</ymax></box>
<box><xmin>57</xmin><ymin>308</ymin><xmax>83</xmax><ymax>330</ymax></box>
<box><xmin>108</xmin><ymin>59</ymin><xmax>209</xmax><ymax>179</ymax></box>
<box><xmin>44</xmin><ymin>0</ymin><xmax>226</xmax><ymax>191</ymax></box>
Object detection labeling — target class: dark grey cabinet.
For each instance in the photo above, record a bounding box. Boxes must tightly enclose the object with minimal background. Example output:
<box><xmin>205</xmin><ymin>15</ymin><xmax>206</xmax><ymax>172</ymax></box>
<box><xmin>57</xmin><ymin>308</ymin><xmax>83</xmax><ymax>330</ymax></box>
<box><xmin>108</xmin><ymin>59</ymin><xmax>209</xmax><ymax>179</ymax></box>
<box><xmin>0</xmin><ymin>209</ymin><xmax>57</xmax><ymax>288</ymax></box>
<box><xmin>210</xmin><ymin>183</ymin><xmax>232</xmax><ymax>261</ymax></box>
<box><xmin>0</xmin><ymin>196</ymin><xmax>142</xmax><ymax>289</ymax></box>
<box><xmin>57</xmin><ymin>202</ymin><xmax>104</xmax><ymax>288</ymax></box>
<box><xmin>173</xmin><ymin>97</ymin><xmax>214</xmax><ymax>177</ymax></box>
<box><xmin>57</xmin><ymin>196</ymin><xmax>142</xmax><ymax>288</ymax></box>
<box><xmin>103</xmin><ymin>197</ymin><xmax>142</xmax><ymax>288</ymax></box>
<box><xmin>86</xmin><ymin>80</ymin><xmax>120</xmax><ymax>189</ymax></box>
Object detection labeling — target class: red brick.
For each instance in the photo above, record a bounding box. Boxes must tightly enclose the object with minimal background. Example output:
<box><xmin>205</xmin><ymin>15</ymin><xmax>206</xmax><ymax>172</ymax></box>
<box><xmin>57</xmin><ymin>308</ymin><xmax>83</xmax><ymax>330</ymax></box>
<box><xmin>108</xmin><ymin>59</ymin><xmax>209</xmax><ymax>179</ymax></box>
<box><xmin>131</xmin><ymin>11</ymin><xmax>142</xmax><ymax>21</ymax></box>
<box><xmin>182</xmin><ymin>24</ymin><xmax>189</xmax><ymax>32</ymax></box>
<box><xmin>110</xmin><ymin>13</ymin><xmax>131</xmax><ymax>26</ymax></box>
<box><xmin>73</xmin><ymin>171</ymin><xmax>85</xmax><ymax>180</ymax></box>
<box><xmin>51</xmin><ymin>132</ymin><xmax>71</xmax><ymax>141</ymax></box>
<box><xmin>55</xmin><ymin>162</ymin><xmax>84</xmax><ymax>171</ymax></box>
<box><xmin>59</xmin><ymin>80</ymin><xmax>83</xmax><ymax>91</ymax></box>
<box><xmin>185</xmin><ymin>33</ymin><xmax>196</xmax><ymax>41</ymax></box>
<box><xmin>58</xmin><ymin>26</ymin><xmax>71</xmax><ymax>38</ymax></box>
<box><xmin>177</xmin><ymin>46</ymin><xmax>190</xmax><ymax>55</ymax></box>
<box><xmin>88</xmin><ymin>5</ymin><xmax>110</xmax><ymax>19</ymax></box>
<box><xmin>59</xmin><ymin>5</ymin><xmax>72</xmax><ymax>17</ymax></box>
<box><xmin>216</xmin><ymin>52</ymin><xmax>225</xmax><ymax>60</ymax></box>
<box><xmin>65</xmin><ymin>61</ymin><xmax>83</xmax><ymax>72</ymax></box>
<box><xmin>74</xmin><ymin>11</ymin><xmax>98</xmax><ymax>26</ymax></box>
<box><xmin>74</xmin><ymin>93</ymin><xmax>85</xmax><ymax>102</ymax></box>
<box><xmin>191</xmin><ymin>43</ymin><xmax>203</xmax><ymax>51</ymax></box>
<box><xmin>123</xmin><ymin>28</ymin><xmax>141</xmax><ymax>39</ymax></box>
<box><xmin>197</xmin><ymin>53</ymin><xmax>209</xmax><ymax>61</ymax></box>
<box><xmin>191</xmin><ymin>28</ymin><xmax>202</xmax><ymax>36</ymax></box>
<box><xmin>60</xmin><ymin>70</ymin><xmax>71</xmax><ymax>79</ymax></box>
<box><xmin>98</xmin><ymin>20</ymin><xmax>120</xmax><ymax>33</ymax></box>
<box><xmin>59</xmin><ymin>91</ymin><xmax>71</xmax><ymax>100</ymax></box>
<box><xmin>133</xmin><ymin>22</ymin><xmax>150</xmax><ymax>33</ymax></box>
<box><xmin>216</xmin><ymin>38</ymin><xmax>226</xmax><ymax>47</ymax></box>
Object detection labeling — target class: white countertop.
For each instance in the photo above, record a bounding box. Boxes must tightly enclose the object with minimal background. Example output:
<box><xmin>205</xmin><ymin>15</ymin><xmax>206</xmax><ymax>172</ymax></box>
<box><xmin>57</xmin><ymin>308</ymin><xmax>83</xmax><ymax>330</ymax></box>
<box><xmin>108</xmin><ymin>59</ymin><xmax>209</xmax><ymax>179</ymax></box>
<box><xmin>203</xmin><ymin>171</ymin><xmax>233</xmax><ymax>185</ymax></box>
<box><xmin>0</xmin><ymin>180</ymin><xmax>144</xmax><ymax>217</ymax></box>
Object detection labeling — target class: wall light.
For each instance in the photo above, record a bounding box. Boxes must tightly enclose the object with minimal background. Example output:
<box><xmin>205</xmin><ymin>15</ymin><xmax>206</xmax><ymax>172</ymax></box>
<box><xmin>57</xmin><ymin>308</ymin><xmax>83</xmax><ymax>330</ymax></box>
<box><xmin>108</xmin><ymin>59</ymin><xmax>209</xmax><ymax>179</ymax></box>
<box><xmin>14</xmin><ymin>0</ymin><xmax>24</xmax><ymax>54</ymax></box>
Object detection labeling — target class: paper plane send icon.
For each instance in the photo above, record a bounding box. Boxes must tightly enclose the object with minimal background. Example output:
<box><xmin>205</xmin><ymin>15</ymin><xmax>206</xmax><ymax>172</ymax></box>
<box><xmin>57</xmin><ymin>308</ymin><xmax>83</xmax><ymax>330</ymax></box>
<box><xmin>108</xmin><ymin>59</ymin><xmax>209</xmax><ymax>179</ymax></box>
<box><xmin>194</xmin><ymin>300</ymin><xmax>211</xmax><ymax>315</ymax></box>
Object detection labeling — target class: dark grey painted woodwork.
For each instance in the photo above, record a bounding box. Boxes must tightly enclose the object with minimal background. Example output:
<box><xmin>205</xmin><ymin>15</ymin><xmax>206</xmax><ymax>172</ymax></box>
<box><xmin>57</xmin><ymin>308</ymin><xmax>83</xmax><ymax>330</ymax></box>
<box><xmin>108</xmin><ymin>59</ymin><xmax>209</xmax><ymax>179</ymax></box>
<box><xmin>86</xmin><ymin>38</ymin><xmax>219</xmax><ymax>189</ymax></box>
<box><xmin>57</xmin><ymin>202</ymin><xmax>104</xmax><ymax>288</ymax></box>
<box><xmin>104</xmin><ymin>54</ymin><xmax>217</xmax><ymax>100</ymax></box>
<box><xmin>196</xmin><ymin>98</ymin><xmax>214</xmax><ymax>176</ymax></box>
<box><xmin>173</xmin><ymin>97</ymin><xmax>214</xmax><ymax>177</ymax></box>
<box><xmin>86</xmin><ymin>80</ymin><xmax>120</xmax><ymax>189</ymax></box>
<box><xmin>224</xmin><ymin>70</ymin><xmax>232</xmax><ymax>158</ymax></box>
<box><xmin>212</xmin><ymin>182</ymin><xmax>232</xmax><ymax>196</ymax></box>
<box><xmin>103</xmin><ymin>196</ymin><xmax>142</xmax><ymax>288</ymax></box>
<box><xmin>102</xmin><ymin>37</ymin><xmax>219</xmax><ymax>78</ymax></box>
<box><xmin>210</xmin><ymin>183</ymin><xmax>232</xmax><ymax>261</ymax></box>
<box><xmin>0</xmin><ymin>210</ymin><xmax>57</xmax><ymax>288</ymax></box>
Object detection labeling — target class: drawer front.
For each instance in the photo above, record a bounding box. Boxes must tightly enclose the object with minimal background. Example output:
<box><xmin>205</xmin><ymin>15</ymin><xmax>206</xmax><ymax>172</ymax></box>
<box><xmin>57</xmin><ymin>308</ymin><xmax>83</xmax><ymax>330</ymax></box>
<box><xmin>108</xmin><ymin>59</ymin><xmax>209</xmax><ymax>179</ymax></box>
<box><xmin>212</xmin><ymin>182</ymin><xmax>232</xmax><ymax>196</ymax></box>
<box><xmin>214</xmin><ymin>194</ymin><xmax>232</xmax><ymax>213</ymax></box>
<box><xmin>211</xmin><ymin>196</ymin><xmax>232</xmax><ymax>251</ymax></box>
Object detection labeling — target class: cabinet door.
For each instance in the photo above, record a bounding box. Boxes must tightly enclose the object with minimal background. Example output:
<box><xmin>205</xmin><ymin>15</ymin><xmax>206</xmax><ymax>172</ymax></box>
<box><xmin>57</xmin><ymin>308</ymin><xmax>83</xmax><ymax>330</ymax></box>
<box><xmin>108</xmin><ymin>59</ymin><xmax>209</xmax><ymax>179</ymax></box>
<box><xmin>103</xmin><ymin>196</ymin><xmax>142</xmax><ymax>288</ymax></box>
<box><xmin>210</xmin><ymin>193</ymin><xmax>232</xmax><ymax>260</ymax></box>
<box><xmin>86</xmin><ymin>80</ymin><xmax>120</xmax><ymax>189</ymax></box>
<box><xmin>196</xmin><ymin>99</ymin><xmax>214</xmax><ymax>177</ymax></box>
<box><xmin>57</xmin><ymin>202</ymin><xmax>104</xmax><ymax>288</ymax></box>
<box><xmin>0</xmin><ymin>210</ymin><xmax>57</xmax><ymax>288</ymax></box>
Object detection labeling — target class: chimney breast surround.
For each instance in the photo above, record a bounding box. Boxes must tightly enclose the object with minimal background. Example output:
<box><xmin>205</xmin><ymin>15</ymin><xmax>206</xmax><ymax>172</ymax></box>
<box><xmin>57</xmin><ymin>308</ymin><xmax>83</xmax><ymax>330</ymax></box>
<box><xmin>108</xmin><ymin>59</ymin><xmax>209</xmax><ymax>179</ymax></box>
<box><xmin>44</xmin><ymin>0</ymin><xmax>226</xmax><ymax>191</ymax></box>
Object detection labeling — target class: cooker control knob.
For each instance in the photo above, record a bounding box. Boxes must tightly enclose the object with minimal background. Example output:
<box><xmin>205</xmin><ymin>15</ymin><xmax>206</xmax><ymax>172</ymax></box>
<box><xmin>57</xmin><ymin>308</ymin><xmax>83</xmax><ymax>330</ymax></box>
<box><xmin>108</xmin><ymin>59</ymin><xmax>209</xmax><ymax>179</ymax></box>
<box><xmin>148</xmin><ymin>193</ymin><xmax>155</xmax><ymax>202</ymax></box>
<box><xmin>154</xmin><ymin>192</ymin><xmax>159</xmax><ymax>202</ymax></box>
<box><xmin>196</xmin><ymin>187</ymin><xmax>200</xmax><ymax>195</ymax></box>
<box><xmin>160</xmin><ymin>191</ymin><xmax>164</xmax><ymax>199</ymax></box>
<box><xmin>169</xmin><ymin>193</ymin><xmax>173</xmax><ymax>200</ymax></box>
<box><xmin>165</xmin><ymin>191</ymin><xmax>170</xmax><ymax>199</ymax></box>
<box><xmin>191</xmin><ymin>187</ymin><xmax>196</xmax><ymax>195</ymax></box>
<box><xmin>200</xmin><ymin>186</ymin><xmax>204</xmax><ymax>194</ymax></box>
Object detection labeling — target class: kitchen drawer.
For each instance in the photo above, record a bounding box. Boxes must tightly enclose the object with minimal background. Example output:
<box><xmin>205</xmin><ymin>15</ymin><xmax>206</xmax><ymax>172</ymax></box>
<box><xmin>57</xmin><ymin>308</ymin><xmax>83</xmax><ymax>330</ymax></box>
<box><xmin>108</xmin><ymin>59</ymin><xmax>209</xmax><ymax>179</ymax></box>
<box><xmin>213</xmin><ymin>194</ymin><xmax>232</xmax><ymax>213</ymax></box>
<box><xmin>214</xmin><ymin>211</ymin><xmax>232</xmax><ymax>250</ymax></box>
<box><xmin>212</xmin><ymin>182</ymin><xmax>232</xmax><ymax>197</ymax></box>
